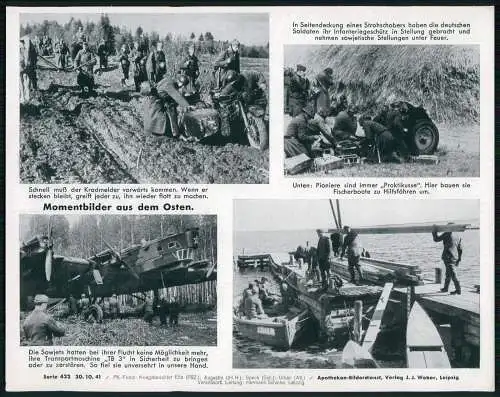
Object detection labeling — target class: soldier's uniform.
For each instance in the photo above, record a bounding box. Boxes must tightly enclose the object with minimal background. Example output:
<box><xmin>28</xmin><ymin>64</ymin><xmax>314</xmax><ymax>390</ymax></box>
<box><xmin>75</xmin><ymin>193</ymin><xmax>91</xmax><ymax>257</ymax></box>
<box><xmin>22</xmin><ymin>295</ymin><xmax>65</xmax><ymax>346</ymax></box>
<box><xmin>74</xmin><ymin>46</ymin><xmax>97</xmax><ymax>93</ymax></box>
<box><xmin>97</xmin><ymin>41</ymin><xmax>108</xmax><ymax>70</ymax></box>
<box><xmin>341</xmin><ymin>228</ymin><xmax>363</xmax><ymax>284</ymax></box>
<box><xmin>284</xmin><ymin>105</ymin><xmax>318</xmax><ymax>158</ymax></box>
<box><xmin>317</xmin><ymin>234</ymin><xmax>332</xmax><ymax>290</ymax></box>
<box><xmin>288</xmin><ymin>65</ymin><xmax>310</xmax><ymax>117</ymax></box>
<box><xmin>109</xmin><ymin>294</ymin><xmax>121</xmax><ymax>319</ymax></box>
<box><xmin>119</xmin><ymin>46</ymin><xmax>131</xmax><ymax>85</ymax></box>
<box><xmin>360</xmin><ymin>119</ymin><xmax>401</xmax><ymax>163</ymax></box>
<box><xmin>433</xmin><ymin>229</ymin><xmax>462</xmax><ymax>295</ymax></box>
<box><xmin>214</xmin><ymin>41</ymin><xmax>240</xmax><ymax>88</ymax></box>
<box><xmin>143</xmin><ymin>297</ymin><xmax>154</xmax><ymax>323</ymax></box>
<box><xmin>146</xmin><ymin>49</ymin><xmax>167</xmax><ymax>84</ymax></box>
<box><xmin>133</xmin><ymin>49</ymin><xmax>148</xmax><ymax>92</ymax></box>
<box><xmin>333</xmin><ymin>110</ymin><xmax>358</xmax><ymax>140</ymax></box>
<box><xmin>142</xmin><ymin>76</ymin><xmax>190</xmax><ymax>138</ymax></box>
<box><xmin>181</xmin><ymin>53</ymin><xmax>200</xmax><ymax>88</ymax></box>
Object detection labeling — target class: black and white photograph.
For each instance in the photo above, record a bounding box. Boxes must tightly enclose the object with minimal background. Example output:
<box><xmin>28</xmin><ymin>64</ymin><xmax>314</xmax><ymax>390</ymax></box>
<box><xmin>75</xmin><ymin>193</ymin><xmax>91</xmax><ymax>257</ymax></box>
<box><xmin>283</xmin><ymin>45</ymin><xmax>480</xmax><ymax>177</ymax></box>
<box><xmin>20</xmin><ymin>214</ymin><xmax>217</xmax><ymax>346</ymax></box>
<box><xmin>233</xmin><ymin>199</ymin><xmax>479</xmax><ymax>368</ymax></box>
<box><xmin>19</xmin><ymin>12</ymin><xmax>269</xmax><ymax>184</ymax></box>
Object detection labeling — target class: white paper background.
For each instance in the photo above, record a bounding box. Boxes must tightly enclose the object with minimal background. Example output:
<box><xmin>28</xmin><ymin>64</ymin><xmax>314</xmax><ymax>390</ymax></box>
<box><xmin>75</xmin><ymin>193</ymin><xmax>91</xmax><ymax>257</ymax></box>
<box><xmin>5</xmin><ymin>5</ymin><xmax>495</xmax><ymax>391</ymax></box>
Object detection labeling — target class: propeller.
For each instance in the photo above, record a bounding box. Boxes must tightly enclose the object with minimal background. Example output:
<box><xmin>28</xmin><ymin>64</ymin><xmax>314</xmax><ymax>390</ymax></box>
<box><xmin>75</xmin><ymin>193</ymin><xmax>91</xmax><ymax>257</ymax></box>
<box><xmin>45</xmin><ymin>220</ymin><xmax>53</xmax><ymax>282</ymax></box>
<box><xmin>103</xmin><ymin>240</ymin><xmax>140</xmax><ymax>280</ymax></box>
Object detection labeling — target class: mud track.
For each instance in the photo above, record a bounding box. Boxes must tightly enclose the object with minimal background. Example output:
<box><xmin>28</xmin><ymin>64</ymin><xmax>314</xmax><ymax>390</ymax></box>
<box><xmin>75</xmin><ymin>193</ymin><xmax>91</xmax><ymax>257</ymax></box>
<box><xmin>20</xmin><ymin>66</ymin><xmax>269</xmax><ymax>184</ymax></box>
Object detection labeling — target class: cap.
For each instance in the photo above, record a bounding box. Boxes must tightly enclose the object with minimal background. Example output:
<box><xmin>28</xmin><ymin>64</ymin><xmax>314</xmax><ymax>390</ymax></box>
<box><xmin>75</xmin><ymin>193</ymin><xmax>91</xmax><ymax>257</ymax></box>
<box><xmin>324</xmin><ymin>67</ymin><xmax>333</xmax><ymax>76</ymax></box>
<box><xmin>302</xmin><ymin>103</ymin><xmax>315</xmax><ymax>118</ymax></box>
<box><xmin>34</xmin><ymin>294</ymin><xmax>49</xmax><ymax>304</ymax></box>
<box><xmin>296</xmin><ymin>64</ymin><xmax>306</xmax><ymax>72</ymax></box>
<box><xmin>231</xmin><ymin>39</ymin><xmax>240</xmax><ymax>46</ymax></box>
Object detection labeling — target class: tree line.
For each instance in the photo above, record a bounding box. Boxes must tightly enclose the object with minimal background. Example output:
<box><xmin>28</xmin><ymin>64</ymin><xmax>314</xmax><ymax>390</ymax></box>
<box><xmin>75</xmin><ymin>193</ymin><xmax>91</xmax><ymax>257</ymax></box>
<box><xmin>20</xmin><ymin>214</ymin><xmax>217</xmax><ymax>263</ymax></box>
<box><xmin>20</xmin><ymin>14</ymin><xmax>269</xmax><ymax>58</ymax></box>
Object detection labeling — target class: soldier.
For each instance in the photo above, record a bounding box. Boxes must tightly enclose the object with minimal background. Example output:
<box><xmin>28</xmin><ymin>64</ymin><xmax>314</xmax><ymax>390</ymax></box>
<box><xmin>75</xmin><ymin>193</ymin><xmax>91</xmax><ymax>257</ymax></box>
<box><xmin>75</xmin><ymin>27</ymin><xmax>86</xmax><ymax>44</ymax></box>
<box><xmin>97</xmin><ymin>39</ymin><xmax>108</xmax><ymax>72</ymax></box>
<box><xmin>309</xmin><ymin>69</ymin><xmax>336</xmax><ymax>144</ymax></box>
<box><xmin>168</xmin><ymin>299</ymin><xmax>180</xmax><ymax>327</ymax></box>
<box><xmin>143</xmin><ymin>295</ymin><xmax>154</xmax><ymax>323</ymax></box>
<box><xmin>330</xmin><ymin>231</ymin><xmax>343</xmax><ymax>257</ymax></box>
<box><xmin>433</xmin><ymin>224</ymin><xmax>462</xmax><ymax>295</ymax></box>
<box><xmin>240</xmin><ymin>70</ymin><xmax>267</xmax><ymax>107</ymax></box>
<box><xmin>214</xmin><ymin>39</ymin><xmax>240</xmax><ymax>88</ymax></box>
<box><xmin>333</xmin><ymin>106</ymin><xmax>359</xmax><ymax>140</ymax></box>
<box><xmin>22</xmin><ymin>294</ymin><xmax>65</xmax><ymax>346</ymax></box>
<box><xmin>359</xmin><ymin>116</ymin><xmax>402</xmax><ymax>163</ymax></box>
<box><xmin>141</xmin><ymin>74</ymin><xmax>191</xmax><ymax>139</ymax></box>
<box><xmin>317</xmin><ymin>231</ymin><xmax>333</xmax><ymax>290</ymax></box>
<box><xmin>78</xmin><ymin>293</ymin><xmax>90</xmax><ymax>313</ymax></box>
<box><xmin>109</xmin><ymin>293</ymin><xmax>121</xmax><ymax>319</ymax></box>
<box><xmin>132</xmin><ymin>43</ymin><xmax>148</xmax><ymax>92</ymax></box>
<box><xmin>119</xmin><ymin>44</ymin><xmax>131</xmax><ymax>86</ymax></box>
<box><xmin>146</xmin><ymin>41</ymin><xmax>167</xmax><ymax>84</ymax></box>
<box><xmin>20</xmin><ymin>36</ymin><xmax>38</xmax><ymax>102</ymax></box>
<box><xmin>284</xmin><ymin>103</ymin><xmax>320</xmax><ymax>158</ymax></box>
<box><xmin>181</xmin><ymin>44</ymin><xmax>200</xmax><ymax>90</ymax></box>
<box><xmin>287</xmin><ymin>64</ymin><xmax>310</xmax><ymax>117</ymax></box>
<box><xmin>74</xmin><ymin>41</ymin><xmax>97</xmax><ymax>96</ymax></box>
<box><xmin>341</xmin><ymin>225</ymin><xmax>363</xmax><ymax>285</ymax></box>
<box><xmin>54</xmin><ymin>39</ymin><xmax>69</xmax><ymax>70</ymax></box>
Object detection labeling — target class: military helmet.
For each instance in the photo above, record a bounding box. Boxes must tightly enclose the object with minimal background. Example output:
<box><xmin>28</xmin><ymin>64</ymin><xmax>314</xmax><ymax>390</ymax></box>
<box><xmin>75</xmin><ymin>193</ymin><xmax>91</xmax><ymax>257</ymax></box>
<box><xmin>34</xmin><ymin>294</ymin><xmax>49</xmax><ymax>304</ymax></box>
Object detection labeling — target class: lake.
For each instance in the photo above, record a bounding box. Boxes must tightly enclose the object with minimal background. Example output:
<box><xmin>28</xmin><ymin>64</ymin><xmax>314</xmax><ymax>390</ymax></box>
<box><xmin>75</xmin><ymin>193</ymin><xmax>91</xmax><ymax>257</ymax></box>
<box><xmin>233</xmin><ymin>229</ymin><xmax>479</xmax><ymax>368</ymax></box>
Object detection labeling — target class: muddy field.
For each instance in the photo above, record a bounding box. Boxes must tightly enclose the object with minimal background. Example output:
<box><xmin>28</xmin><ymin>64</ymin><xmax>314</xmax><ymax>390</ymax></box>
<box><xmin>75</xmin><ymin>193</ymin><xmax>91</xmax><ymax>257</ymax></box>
<box><xmin>20</xmin><ymin>57</ymin><xmax>269</xmax><ymax>184</ymax></box>
<box><xmin>284</xmin><ymin>115</ymin><xmax>480</xmax><ymax>178</ymax></box>
<box><xmin>20</xmin><ymin>310</ymin><xmax>217</xmax><ymax>346</ymax></box>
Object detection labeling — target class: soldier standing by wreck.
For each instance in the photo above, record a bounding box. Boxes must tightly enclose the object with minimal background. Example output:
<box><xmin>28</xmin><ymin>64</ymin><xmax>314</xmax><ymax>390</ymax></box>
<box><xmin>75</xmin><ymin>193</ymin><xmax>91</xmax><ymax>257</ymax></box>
<box><xmin>287</xmin><ymin>64</ymin><xmax>310</xmax><ymax>117</ymax></box>
<box><xmin>74</xmin><ymin>41</ymin><xmax>97</xmax><ymax>96</ymax></box>
<box><xmin>23</xmin><ymin>294</ymin><xmax>65</xmax><ymax>346</ymax></box>
<box><xmin>432</xmin><ymin>224</ymin><xmax>462</xmax><ymax>295</ymax></box>
<box><xmin>214</xmin><ymin>39</ymin><xmax>240</xmax><ymax>88</ymax></box>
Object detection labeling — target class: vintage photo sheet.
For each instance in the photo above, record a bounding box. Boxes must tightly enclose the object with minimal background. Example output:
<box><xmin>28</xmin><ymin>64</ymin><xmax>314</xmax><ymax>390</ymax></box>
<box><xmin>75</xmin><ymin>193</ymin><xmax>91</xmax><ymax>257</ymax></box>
<box><xmin>5</xmin><ymin>5</ymin><xmax>495</xmax><ymax>392</ymax></box>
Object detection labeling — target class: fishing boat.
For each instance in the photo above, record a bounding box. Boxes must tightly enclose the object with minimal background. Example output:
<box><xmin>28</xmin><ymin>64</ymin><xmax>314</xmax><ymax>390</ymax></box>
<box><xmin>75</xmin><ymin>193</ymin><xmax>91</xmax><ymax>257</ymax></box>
<box><xmin>341</xmin><ymin>340</ymin><xmax>379</xmax><ymax>368</ymax></box>
<box><xmin>233</xmin><ymin>306</ymin><xmax>310</xmax><ymax>349</ymax></box>
<box><xmin>406</xmin><ymin>302</ymin><xmax>451</xmax><ymax>368</ymax></box>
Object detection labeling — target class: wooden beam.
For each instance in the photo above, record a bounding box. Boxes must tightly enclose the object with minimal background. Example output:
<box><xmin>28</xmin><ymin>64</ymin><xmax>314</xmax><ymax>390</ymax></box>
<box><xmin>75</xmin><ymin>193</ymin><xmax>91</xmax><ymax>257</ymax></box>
<box><xmin>321</xmin><ymin>223</ymin><xmax>470</xmax><ymax>235</ymax></box>
<box><xmin>362</xmin><ymin>283</ymin><xmax>393</xmax><ymax>352</ymax></box>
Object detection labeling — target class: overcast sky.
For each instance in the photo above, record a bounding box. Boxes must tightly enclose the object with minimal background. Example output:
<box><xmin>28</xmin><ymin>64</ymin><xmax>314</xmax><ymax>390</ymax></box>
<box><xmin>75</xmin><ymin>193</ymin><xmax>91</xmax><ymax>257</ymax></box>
<box><xmin>234</xmin><ymin>199</ymin><xmax>479</xmax><ymax>231</ymax></box>
<box><xmin>20</xmin><ymin>13</ymin><xmax>269</xmax><ymax>45</ymax></box>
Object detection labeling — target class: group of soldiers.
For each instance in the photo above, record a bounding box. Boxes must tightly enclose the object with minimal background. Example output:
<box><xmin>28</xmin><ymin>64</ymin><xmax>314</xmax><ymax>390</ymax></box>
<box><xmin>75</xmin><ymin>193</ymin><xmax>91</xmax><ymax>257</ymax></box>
<box><xmin>238</xmin><ymin>277</ymin><xmax>280</xmax><ymax>320</ymax></box>
<box><xmin>141</xmin><ymin>38</ymin><xmax>268</xmax><ymax>141</ymax></box>
<box><xmin>22</xmin><ymin>292</ymin><xmax>181</xmax><ymax>346</ymax></box>
<box><xmin>20</xmin><ymin>31</ymin><xmax>267</xmax><ymax>142</ymax></box>
<box><xmin>293</xmin><ymin>226</ymin><xmax>371</xmax><ymax>291</ymax></box>
<box><xmin>284</xmin><ymin>64</ymin><xmax>412</xmax><ymax>163</ymax></box>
